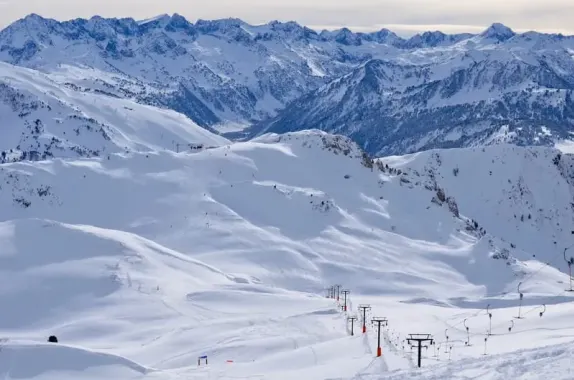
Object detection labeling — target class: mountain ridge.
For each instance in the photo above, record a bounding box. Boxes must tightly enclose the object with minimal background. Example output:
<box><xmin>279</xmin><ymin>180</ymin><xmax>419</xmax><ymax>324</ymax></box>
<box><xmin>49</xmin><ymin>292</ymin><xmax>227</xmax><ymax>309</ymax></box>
<box><xmin>2</xmin><ymin>13</ymin><xmax>574</xmax><ymax>156</ymax></box>
<box><xmin>7</xmin><ymin>13</ymin><xmax>574</xmax><ymax>44</ymax></box>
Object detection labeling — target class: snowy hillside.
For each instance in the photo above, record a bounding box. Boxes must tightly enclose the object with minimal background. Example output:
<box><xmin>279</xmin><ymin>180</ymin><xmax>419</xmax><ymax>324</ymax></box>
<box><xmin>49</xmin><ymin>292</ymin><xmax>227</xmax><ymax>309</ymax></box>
<box><xmin>0</xmin><ymin>61</ymin><xmax>228</xmax><ymax>162</ymax></box>
<box><xmin>2</xmin><ymin>14</ymin><xmax>574</xmax><ymax>154</ymax></box>
<box><xmin>382</xmin><ymin>144</ymin><xmax>574</xmax><ymax>278</ymax></box>
<box><xmin>2</xmin><ymin>129</ymin><xmax>574</xmax><ymax>378</ymax></box>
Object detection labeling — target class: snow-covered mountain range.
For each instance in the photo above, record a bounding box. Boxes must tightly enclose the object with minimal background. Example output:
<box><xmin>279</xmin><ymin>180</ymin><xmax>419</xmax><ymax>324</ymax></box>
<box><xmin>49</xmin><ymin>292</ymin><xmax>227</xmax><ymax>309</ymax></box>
<box><xmin>3</xmin><ymin>12</ymin><xmax>574</xmax><ymax>379</ymax></box>
<box><xmin>2</xmin><ymin>14</ymin><xmax>574</xmax><ymax>155</ymax></box>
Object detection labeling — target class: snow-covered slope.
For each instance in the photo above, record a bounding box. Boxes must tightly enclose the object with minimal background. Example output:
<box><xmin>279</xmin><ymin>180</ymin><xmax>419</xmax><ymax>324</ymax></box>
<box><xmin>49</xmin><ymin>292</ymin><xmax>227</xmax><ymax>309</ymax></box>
<box><xmin>2</xmin><ymin>130</ymin><xmax>574</xmax><ymax>379</ymax></box>
<box><xmin>381</xmin><ymin>145</ymin><xmax>574</xmax><ymax>275</ymax></box>
<box><xmin>2</xmin><ymin>14</ymin><xmax>574</xmax><ymax>153</ymax></box>
<box><xmin>0</xmin><ymin>61</ymin><xmax>228</xmax><ymax>162</ymax></box>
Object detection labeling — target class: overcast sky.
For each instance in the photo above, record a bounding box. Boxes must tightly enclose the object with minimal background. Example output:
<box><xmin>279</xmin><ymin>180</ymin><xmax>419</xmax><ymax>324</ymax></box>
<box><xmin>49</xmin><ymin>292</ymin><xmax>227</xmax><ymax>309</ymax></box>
<box><xmin>1</xmin><ymin>0</ymin><xmax>573</xmax><ymax>36</ymax></box>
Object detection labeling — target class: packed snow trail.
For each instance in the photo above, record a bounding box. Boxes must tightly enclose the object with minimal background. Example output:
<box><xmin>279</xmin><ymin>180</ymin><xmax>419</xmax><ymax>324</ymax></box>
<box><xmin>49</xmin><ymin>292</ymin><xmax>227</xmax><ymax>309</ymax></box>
<box><xmin>347</xmin><ymin>340</ymin><xmax>574</xmax><ymax>380</ymax></box>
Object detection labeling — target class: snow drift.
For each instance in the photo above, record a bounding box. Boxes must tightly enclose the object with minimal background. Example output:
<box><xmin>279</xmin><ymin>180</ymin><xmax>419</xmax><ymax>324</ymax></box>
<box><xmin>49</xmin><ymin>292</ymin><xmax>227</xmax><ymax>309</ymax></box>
<box><xmin>0</xmin><ymin>341</ymin><xmax>150</xmax><ymax>380</ymax></box>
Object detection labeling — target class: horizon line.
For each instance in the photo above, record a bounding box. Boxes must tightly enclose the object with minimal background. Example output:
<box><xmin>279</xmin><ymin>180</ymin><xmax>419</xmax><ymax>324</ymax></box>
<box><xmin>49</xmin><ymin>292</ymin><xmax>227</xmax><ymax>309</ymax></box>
<box><xmin>4</xmin><ymin>12</ymin><xmax>574</xmax><ymax>38</ymax></box>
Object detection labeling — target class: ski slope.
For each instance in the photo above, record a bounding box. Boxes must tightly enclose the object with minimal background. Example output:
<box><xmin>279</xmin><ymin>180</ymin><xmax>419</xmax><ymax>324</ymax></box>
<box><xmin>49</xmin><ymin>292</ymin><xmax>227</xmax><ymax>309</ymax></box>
<box><xmin>1</xmin><ymin>130</ymin><xmax>574</xmax><ymax>379</ymax></box>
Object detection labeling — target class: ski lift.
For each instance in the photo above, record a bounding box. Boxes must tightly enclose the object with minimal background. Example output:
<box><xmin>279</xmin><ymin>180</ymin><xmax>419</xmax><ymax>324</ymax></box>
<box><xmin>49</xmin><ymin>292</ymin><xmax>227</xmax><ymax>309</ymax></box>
<box><xmin>463</xmin><ymin>319</ymin><xmax>470</xmax><ymax>345</ymax></box>
<box><xmin>540</xmin><ymin>304</ymin><xmax>546</xmax><ymax>317</ymax></box>
<box><xmin>517</xmin><ymin>282</ymin><xmax>525</xmax><ymax>319</ymax></box>
<box><xmin>486</xmin><ymin>304</ymin><xmax>493</xmax><ymax>336</ymax></box>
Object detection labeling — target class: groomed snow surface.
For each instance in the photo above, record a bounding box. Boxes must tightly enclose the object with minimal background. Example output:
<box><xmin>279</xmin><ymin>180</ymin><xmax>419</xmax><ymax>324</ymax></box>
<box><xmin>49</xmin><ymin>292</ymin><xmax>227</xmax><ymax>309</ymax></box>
<box><xmin>1</xmin><ymin>130</ymin><xmax>574</xmax><ymax>379</ymax></box>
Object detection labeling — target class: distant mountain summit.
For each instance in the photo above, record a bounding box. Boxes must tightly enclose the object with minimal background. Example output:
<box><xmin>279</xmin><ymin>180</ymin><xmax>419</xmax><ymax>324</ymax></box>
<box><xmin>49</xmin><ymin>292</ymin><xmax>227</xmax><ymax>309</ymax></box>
<box><xmin>480</xmin><ymin>22</ymin><xmax>516</xmax><ymax>41</ymax></box>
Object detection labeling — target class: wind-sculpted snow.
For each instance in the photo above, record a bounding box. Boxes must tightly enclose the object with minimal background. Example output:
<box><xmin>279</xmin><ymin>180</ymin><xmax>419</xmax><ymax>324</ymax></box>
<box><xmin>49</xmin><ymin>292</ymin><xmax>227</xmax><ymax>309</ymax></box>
<box><xmin>1</xmin><ymin>130</ymin><xmax>574</xmax><ymax>379</ymax></box>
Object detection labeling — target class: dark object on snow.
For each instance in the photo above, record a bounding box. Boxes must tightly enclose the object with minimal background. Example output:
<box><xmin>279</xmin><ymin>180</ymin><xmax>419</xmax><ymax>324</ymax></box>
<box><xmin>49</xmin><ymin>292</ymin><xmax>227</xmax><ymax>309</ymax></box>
<box><xmin>48</xmin><ymin>335</ymin><xmax>58</xmax><ymax>343</ymax></box>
